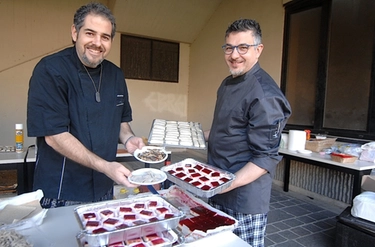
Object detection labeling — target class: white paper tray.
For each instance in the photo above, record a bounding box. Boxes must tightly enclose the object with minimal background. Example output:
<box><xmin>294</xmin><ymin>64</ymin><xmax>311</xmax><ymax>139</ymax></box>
<box><xmin>161</xmin><ymin>158</ymin><xmax>235</xmax><ymax>198</ymax></box>
<box><xmin>147</xmin><ymin>119</ymin><xmax>206</xmax><ymax>149</ymax></box>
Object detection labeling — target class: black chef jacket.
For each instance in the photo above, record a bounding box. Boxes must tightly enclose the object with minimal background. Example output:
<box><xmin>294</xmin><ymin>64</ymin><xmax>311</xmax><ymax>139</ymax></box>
<box><xmin>27</xmin><ymin>47</ymin><xmax>132</xmax><ymax>202</ymax></box>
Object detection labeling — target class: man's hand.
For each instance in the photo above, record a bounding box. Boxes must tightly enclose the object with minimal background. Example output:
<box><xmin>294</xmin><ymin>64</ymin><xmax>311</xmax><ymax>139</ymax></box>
<box><xmin>102</xmin><ymin>161</ymin><xmax>138</xmax><ymax>188</ymax></box>
<box><xmin>125</xmin><ymin>136</ymin><xmax>145</xmax><ymax>154</ymax></box>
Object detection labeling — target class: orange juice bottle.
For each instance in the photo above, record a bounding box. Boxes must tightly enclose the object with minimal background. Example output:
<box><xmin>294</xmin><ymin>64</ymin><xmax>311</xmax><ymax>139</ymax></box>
<box><xmin>15</xmin><ymin>124</ymin><xmax>24</xmax><ymax>153</ymax></box>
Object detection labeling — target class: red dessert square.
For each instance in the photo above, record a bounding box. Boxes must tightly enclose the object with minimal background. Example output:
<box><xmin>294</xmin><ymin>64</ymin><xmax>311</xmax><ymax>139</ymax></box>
<box><xmin>188</xmin><ymin>169</ymin><xmax>196</xmax><ymax>173</ymax></box>
<box><xmin>123</xmin><ymin>214</ymin><xmax>136</xmax><ymax>220</ymax></box>
<box><xmin>191</xmin><ymin>181</ymin><xmax>201</xmax><ymax>187</ymax></box>
<box><xmin>211</xmin><ymin>172</ymin><xmax>220</xmax><ymax>177</ymax></box>
<box><xmin>119</xmin><ymin>207</ymin><xmax>133</xmax><ymax>213</ymax></box>
<box><xmin>126</xmin><ymin>237</ymin><xmax>143</xmax><ymax>245</ymax></box>
<box><xmin>143</xmin><ymin>233</ymin><xmax>159</xmax><ymax>241</ymax></box>
<box><xmin>199</xmin><ymin>176</ymin><xmax>209</xmax><ymax>182</ymax></box>
<box><xmin>164</xmin><ymin>213</ymin><xmax>174</xmax><ymax>219</ymax></box>
<box><xmin>175</xmin><ymin>172</ymin><xmax>186</xmax><ymax>178</ymax></box>
<box><xmin>103</xmin><ymin>218</ymin><xmax>119</xmax><ymax>225</ymax></box>
<box><xmin>148</xmin><ymin>201</ymin><xmax>158</xmax><ymax>207</ymax></box>
<box><xmin>92</xmin><ymin>227</ymin><xmax>108</xmax><ymax>234</ymax></box>
<box><xmin>86</xmin><ymin>220</ymin><xmax>100</xmax><ymax>228</ymax></box>
<box><xmin>176</xmin><ymin>167</ymin><xmax>184</xmax><ymax>171</ymax></box>
<box><xmin>184</xmin><ymin>177</ymin><xmax>193</xmax><ymax>183</ymax></box>
<box><xmin>140</xmin><ymin>210</ymin><xmax>153</xmax><ymax>216</ymax></box>
<box><xmin>201</xmin><ymin>185</ymin><xmax>211</xmax><ymax>190</ymax></box>
<box><xmin>211</xmin><ymin>181</ymin><xmax>220</xmax><ymax>187</ymax></box>
<box><xmin>156</xmin><ymin>207</ymin><xmax>169</xmax><ymax>214</ymax></box>
<box><xmin>115</xmin><ymin>223</ymin><xmax>129</xmax><ymax>229</ymax></box>
<box><xmin>220</xmin><ymin>177</ymin><xmax>230</xmax><ymax>183</ymax></box>
<box><xmin>194</xmin><ymin>164</ymin><xmax>203</xmax><ymax>171</ymax></box>
<box><xmin>201</xmin><ymin>168</ymin><xmax>212</xmax><ymax>175</ymax></box>
<box><xmin>151</xmin><ymin>238</ymin><xmax>165</xmax><ymax>245</ymax></box>
<box><xmin>83</xmin><ymin>212</ymin><xmax>96</xmax><ymax>220</ymax></box>
<box><xmin>168</xmin><ymin>170</ymin><xmax>176</xmax><ymax>175</ymax></box>
<box><xmin>132</xmin><ymin>243</ymin><xmax>147</xmax><ymax>247</ymax></box>
<box><xmin>149</xmin><ymin>217</ymin><xmax>159</xmax><ymax>222</ymax></box>
<box><xmin>191</xmin><ymin>172</ymin><xmax>200</xmax><ymax>178</ymax></box>
<box><xmin>100</xmin><ymin>209</ymin><xmax>114</xmax><ymax>217</ymax></box>
<box><xmin>133</xmin><ymin>220</ymin><xmax>147</xmax><ymax>225</ymax></box>
<box><xmin>109</xmin><ymin>241</ymin><xmax>125</xmax><ymax>247</ymax></box>
<box><xmin>134</xmin><ymin>203</ymin><xmax>145</xmax><ymax>209</ymax></box>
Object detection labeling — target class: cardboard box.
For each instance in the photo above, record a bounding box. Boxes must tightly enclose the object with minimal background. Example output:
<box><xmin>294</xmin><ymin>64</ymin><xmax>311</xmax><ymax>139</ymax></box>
<box><xmin>305</xmin><ymin>138</ymin><xmax>337</xmax><ymax>152</ymax></box>
<box><xmin>362</xmin><ymin>175</ymin><xmax>375</xmax><ymax>192</ymax></box>
<box><xmin>330</xmin><ymin>152</ymin><xmax>358</xmax><ymax>163</ymax></box>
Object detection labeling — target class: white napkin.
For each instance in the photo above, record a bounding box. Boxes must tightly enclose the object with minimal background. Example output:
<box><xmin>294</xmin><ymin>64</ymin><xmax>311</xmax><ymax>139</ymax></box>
<box><xmin>0</xmin><ymin>190</ymin><xmax>48</xmax><ymax>231</ymax></box>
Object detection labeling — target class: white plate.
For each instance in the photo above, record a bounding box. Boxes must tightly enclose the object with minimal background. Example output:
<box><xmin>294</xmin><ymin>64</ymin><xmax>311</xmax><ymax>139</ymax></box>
<box><xmin>297</xmin><ymin>149</ymin><xmax>312</xmax><ymax>154</ymax></box>
<box><xmin>133</xmin><ymin>146</ymin><xmax>168</xmax><ymax>164</ymax></box>
<box><xmin>128</xmin><ymin>168</ymin><xmax>167</xmax><ymax>185</ymax></box>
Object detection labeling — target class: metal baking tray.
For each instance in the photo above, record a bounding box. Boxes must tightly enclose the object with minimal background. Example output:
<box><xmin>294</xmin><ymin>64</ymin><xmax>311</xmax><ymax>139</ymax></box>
<box><xmin>147</xmin><ymin>119</ymin><xmax>206</xmax><ymax>149</ymax></box>
<box><xmin>77</xmin><ymin>228</ymin><xmax>184</xmax><ymax>247</ymax></box>
<box><xmin>74</xmin><ymin>194</ymin><xmax>184</xmax><ymax>246</ymax></box>
<box><xmin>161</xmin><ymin>158</ymin><xmax>235</xmax><ymax>198</ymax></box>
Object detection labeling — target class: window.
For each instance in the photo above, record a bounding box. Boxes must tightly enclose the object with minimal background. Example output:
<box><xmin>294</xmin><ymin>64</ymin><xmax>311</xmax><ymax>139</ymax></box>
<box><xmin>120</xmin><ymin>35</ymin><xmax>179</xmax><ymax>82</ymax></box>
<box><xmin>281</xmin><ymin>0</ymin><xmax>375</xmax><ymax>141</ymax></box>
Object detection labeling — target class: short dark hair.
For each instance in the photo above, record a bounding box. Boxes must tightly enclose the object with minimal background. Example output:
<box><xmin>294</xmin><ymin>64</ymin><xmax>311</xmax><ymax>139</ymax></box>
<box><xmin>72</xmin><ymin>2</ymin><xmax>116</xmax><ymax>44</ymax></box>
<box><xmin>225</xmin><ymin>19</ymin><xmax>262</xmax><ymax>44</ymax></box>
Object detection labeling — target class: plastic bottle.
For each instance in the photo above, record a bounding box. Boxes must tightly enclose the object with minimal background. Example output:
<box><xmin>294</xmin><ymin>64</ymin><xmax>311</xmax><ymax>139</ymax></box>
<box><xmin>15</xmin><ymin>123</ymin><xmax>24</xmax><ymax>153</ymax></box>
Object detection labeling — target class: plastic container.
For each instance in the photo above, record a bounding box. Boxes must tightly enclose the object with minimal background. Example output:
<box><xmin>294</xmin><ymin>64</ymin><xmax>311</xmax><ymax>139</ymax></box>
<box><xmin>15</xmin><ymin>123</ymin><xmax>24</xmax><ymax>153</ymax></box>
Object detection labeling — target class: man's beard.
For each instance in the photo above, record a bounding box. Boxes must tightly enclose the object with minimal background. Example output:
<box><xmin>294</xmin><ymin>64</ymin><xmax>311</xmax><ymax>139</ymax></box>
<box><xmin>82</xmin><ymin>53</ymin><xmax>103</xmax><ymax>68</ymax></box>
<box><xmin>230</xmin><ymin>68</ymin><xmax>244</xmax><ymax>78</ymax></box>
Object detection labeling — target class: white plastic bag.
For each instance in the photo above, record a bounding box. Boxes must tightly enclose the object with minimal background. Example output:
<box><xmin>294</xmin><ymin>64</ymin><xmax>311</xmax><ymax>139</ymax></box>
<box><xmin>360</xmin><ymin>142</ymin><xmax>375</xmax><ymax>162</ymax></box>
<box><xmin>351</xmin><ymin>191</ymin><xmax>375</xmax><ymax>223</ymax></box>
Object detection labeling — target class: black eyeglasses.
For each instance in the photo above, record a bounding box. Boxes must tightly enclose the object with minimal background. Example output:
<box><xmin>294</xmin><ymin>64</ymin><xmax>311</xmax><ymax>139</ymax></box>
<box><xmin>221</xmin><ymin>44</ymin><xmax>259</xmax><ymax>55</ymax></box>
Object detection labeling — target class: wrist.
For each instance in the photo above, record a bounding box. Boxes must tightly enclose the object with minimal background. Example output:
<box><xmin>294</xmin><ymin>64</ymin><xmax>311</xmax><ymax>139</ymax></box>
<box><xmin>124</xmin><ymin>135</ymin><xmax>135</xmax><ymax>149</ymax></box>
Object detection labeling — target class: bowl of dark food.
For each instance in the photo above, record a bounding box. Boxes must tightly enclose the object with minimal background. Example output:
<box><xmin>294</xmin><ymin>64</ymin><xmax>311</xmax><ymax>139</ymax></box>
<box><xmin>133</xmin><ymin>146</ymin><xmax>168</xmax><ymax>164</ymax></box>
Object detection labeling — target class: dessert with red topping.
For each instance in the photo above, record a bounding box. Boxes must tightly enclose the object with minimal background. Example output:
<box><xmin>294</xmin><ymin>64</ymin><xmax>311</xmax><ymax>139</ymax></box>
<box><xmin>142</xmin><ymin>233</ymin><xmax>159</xmax><ymax>241</ymax></box>
<box><xmin>85</xmin><ymin>220</ymin><xmax>100</xmax><ymax>230</ymax></box>
<box><xmin>134</xmin><ymin>203</ymin><xmax>145</xmax><ymax>210</ymax></box>
<box><xmin>83</xmin><ymin>212</ymin><xmax>97</xmax><ymax>221</ymax></box>
<box><xmin>156</xmin><ymin>207</ymin><xmax>169</xmax><ymax>215</ymax></box>
<box><xmin>201</xmin><ymin>168</ymin><xmax>212</xmax><ymax>175</ymax></box>
<box><xmin>126</xmin><ymin>237</ymin><xmax>143</xmax><ymax>245</ymax></box>
<box><xmin>148</xmin><ymin>201</ymin><xmax>158</xmax><ymax>208</ymax></box>
<box><xmin>150</xmin><ymin>238</ymin><xmax>165</xmax><ymax>245</ymax></box>
<box><xmin>103</xmin><ymin>218</ymin><xmax>119</xmax><ymax>226</ymax></box>
<box><xmin>191</xmin><ymin>172</ymin><xmax>200</xmax><ymax>178</ymax></box>
<box><xmin>119</xmin><ymin>207</ymin><xmax>133</xmax><ymax>215</ymax></box>
<box><xmin>199</xmin><ymin>176</ymin><xmax>209</xmax><ymax>182</ymax></box>
<box><xmin>139</xmin><ymin>210</ymin><xmax>154</xmax><ymax>217</ymax></box>
<box><xmin>175</xmin><ymin>172</ymin><xmax>186</xmax><ymax>178</ymax></box>
<box><xmin>191</xmin><ymin>181</ymin><xmax>201</xmax><ymax>187</ymax></box>
<box><xmin>123</xmin><ymin>214</ymin><xmax>137</xmax><ymax>220</ymax></box>
<box><xmin>100</xmin><ymin>209</ymin><xmax>114</xmax><ymax>218</ymax></box>
<box><xmin>92</xmin><ymin>227</ymin><xmax>108</xmax><ymax>234</ymax></box>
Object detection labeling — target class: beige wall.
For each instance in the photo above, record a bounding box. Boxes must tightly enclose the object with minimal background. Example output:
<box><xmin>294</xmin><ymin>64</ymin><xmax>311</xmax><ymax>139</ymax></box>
<box><xmin>188</xmin><ymin>0</ymin><xmax>285</xmax><ymax>130</ymax></box>
<box><xmin>0</xmin><ymin>0</ymin><xmax>285</xmax><ymax>148</ymax></box>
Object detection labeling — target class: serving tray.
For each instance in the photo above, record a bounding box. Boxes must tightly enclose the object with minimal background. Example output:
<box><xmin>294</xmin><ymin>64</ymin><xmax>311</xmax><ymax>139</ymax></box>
<box><xmin>74</xmin><ymin>194</ymin><xmax>184</xmax><ymax>246</ymax></box>
<box><xmin>161</xmin><ymin>158</ymin><xmax>235</xmax><ymax>198</ymax></box>
<box><xmin>147</xmin><ymin>119</ymin><xmax>206</xmax><ymax>149</ymax></box>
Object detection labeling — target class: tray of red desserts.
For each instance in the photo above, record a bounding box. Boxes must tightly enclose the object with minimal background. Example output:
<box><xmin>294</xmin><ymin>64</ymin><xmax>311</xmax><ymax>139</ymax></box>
<box><xmin>77</xmin><ymin>228</ymin><xmax>184</xmax><ymax>247</ymax></box>
<box><xmin>159</xmin><ymin>185</ymin><xmax>238</xmax><ymax>245</ymax></box>
<box><xmin>74</xmin><ymin>194</ymin><xmax>184</xmax><ymax>247</ymax></box>
<box><xmin>161</xmin><ymin>158</ymin><xmax>235</xmax><ymax>198</ymax></box>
